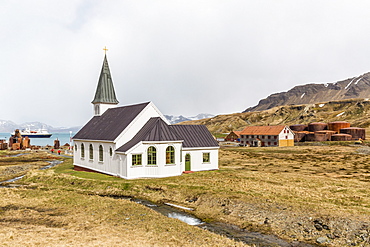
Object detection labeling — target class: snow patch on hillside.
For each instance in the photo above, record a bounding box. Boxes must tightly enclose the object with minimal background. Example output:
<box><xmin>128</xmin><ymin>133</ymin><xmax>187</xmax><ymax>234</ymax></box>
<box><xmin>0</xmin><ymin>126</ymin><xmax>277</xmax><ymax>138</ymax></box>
<box><xmin>345</xmin><ymin>78</ymin><xmax>355</xmax><ymax>90</ymax></box>
<box><xmin>355</xmin><ymin>77</ymin><xmax>363</xmax><ymax>85</ymax></box>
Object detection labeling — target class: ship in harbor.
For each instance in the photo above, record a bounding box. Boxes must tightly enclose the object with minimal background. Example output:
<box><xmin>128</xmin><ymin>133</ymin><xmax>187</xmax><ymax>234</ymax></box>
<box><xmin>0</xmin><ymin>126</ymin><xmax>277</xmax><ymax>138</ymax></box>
<box><xmin>11</xmin><ymin>128</ymin><xmax>52</xmax><ymax>138</ymax></box>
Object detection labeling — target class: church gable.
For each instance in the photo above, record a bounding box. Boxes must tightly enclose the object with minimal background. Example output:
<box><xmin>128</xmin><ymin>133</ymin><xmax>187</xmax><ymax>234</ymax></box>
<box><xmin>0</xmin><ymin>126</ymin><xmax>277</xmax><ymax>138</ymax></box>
<box><xmin>73</xmin><ymin>102</ymin><xmax>150</xmax><ymax>141</ymax></box>
<box><xmin>116</xmin><ymin>117</ymin><xmax>182</xmax><ymax>153</ymax></box>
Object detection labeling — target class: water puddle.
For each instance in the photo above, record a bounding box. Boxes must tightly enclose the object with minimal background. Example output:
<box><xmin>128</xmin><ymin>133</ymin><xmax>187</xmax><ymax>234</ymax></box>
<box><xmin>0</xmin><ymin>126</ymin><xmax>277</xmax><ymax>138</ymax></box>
<box><xmin>133</xmin><ymin>198</ymin><xmax>204</xmax><ymax>226</ymax></box>
<box><xmin>167</xmin><ymin>212</ymin><xmax>203</xmax><ymax>225</ymax></box>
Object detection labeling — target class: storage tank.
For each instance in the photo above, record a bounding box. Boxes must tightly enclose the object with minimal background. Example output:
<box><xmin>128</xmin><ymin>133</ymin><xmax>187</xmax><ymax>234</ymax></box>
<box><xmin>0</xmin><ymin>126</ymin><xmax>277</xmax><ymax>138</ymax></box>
<box><xmin>328</xmin><ymin>121</ymin><xmax>351</xmax><ymax>133</ymax></box>
<box><xmin>305</xmin><ymin>132</ymin><xmax>316</xmax><ymax>142</ymax></box>
<box><xmin>308</xmin><ymin>122</ymin><xmax>328</xmax><ymax>132</ymax></box>
<box><xmin>331</xmin><ymin>134</ymin><xmax>352</xmax><ymax>141</ymax></box>
<box><xmin>314</xmin><ymin>132</ymin><xmax>328</xmax><ymax>142</ymax></box>
<box><xmin>315</xmin><ymin>130</ymin><xmax>336</xmax><ymax>141</ymax></box>
<box><xmin>290</xmin><ymin>124</ymin><xmax>308</xmax><ymax>132</ymax></box>
<box><xmin>294</xmin><ymin>131</ymin><xmax>308</xmax><ymax>142</ymax></box>
<box><xmin>339</xmin><ymin>127</ymin><xmax>366</xmax><ymax>140</ymax></box>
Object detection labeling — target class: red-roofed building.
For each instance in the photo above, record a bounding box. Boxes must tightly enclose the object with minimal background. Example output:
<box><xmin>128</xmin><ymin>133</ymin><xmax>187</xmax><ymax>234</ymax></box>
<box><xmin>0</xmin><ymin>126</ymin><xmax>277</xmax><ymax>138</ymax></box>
<box><xmin>224</xmin><ymin>131</ymin><xmax>242</xmax><ymax>142</ymax></box>
<box><xmin>239</xmin><ymin>125</ymin><xmax>294</xmax><ymax>147</ymax></box>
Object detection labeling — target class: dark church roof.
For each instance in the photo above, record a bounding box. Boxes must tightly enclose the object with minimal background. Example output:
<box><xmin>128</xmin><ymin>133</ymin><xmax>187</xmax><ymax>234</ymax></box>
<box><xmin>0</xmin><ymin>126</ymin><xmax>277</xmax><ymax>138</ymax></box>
<box><xmin>116</xmin><ymin>117</ymin><xmax>182</xmax><ymax>152</ymax></box>
<box><xmin>73</xmin><ymin>102</ymin><xmax>150</xmax><ymax>141</ymax></box>
<box><xmin>170</xmin><ymin>125</ymin><xmax>219</xmax><ymax>148</ymax></box>
<box><xmin>116</xmin><ymin>120</ymin><xmax>219</xmax><ymax>153</ymax></box>
<box><xmin>91</xmin><ymin>54</ymin><xmax>119</xmax><ymax>104</ymax></box>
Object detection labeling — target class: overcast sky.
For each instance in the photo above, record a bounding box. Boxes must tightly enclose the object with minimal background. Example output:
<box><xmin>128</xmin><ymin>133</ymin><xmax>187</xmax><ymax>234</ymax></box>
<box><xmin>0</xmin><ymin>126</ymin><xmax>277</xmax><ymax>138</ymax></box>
<box><xmin>1</xmin><ymin>1</ymin><xmax>370</xmax><ymax>127</ymax></box>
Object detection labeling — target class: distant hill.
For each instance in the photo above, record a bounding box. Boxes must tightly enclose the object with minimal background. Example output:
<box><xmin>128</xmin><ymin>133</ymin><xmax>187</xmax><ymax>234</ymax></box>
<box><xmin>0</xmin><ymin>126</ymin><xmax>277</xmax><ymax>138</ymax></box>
<box><xmin>179</xmin><ymin>99</ymin><xmax>370</xmax><ymax>134</ymax></box>
<box><xmin>245</xmin><ymin>72</ymin><xmax>370</xmax><ymax>112</ymax></box>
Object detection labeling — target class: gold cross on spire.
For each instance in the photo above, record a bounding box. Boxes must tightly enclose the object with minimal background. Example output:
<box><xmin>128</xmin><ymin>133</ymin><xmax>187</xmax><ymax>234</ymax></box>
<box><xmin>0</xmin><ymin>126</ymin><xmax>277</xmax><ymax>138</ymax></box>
<box><xmin>103</xmin><ymin>46</ymin><xmax>108</xmax><ymax>54</ymax></box>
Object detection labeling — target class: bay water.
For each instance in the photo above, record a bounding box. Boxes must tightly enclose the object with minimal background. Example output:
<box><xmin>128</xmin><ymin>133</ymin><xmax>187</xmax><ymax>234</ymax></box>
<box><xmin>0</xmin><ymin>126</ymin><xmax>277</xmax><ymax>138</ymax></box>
<box><xmin>0</xmin><ymin>132</ymin><xmax>74</xmax><ymax>147</ymax></box>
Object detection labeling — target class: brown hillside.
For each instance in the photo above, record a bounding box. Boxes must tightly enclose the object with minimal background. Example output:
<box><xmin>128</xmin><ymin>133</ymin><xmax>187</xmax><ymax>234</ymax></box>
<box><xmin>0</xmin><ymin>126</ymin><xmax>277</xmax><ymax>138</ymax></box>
<box><xmin>178</xmin><ymin>98</ymin><xmax>370</xmax><ymax>134</ymax></box>
<box><xmin>245</xmin><ymin>72</ymin><xmax>370</xmax><ymax>112</ymax></box>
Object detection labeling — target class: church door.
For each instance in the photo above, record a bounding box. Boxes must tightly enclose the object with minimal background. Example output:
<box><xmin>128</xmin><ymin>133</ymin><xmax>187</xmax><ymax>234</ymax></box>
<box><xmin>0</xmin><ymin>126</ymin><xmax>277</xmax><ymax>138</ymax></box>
<box><xmin>185</xmin><ymin>154</ymin><xmax>191</xmax><ymax>171</ymax></box>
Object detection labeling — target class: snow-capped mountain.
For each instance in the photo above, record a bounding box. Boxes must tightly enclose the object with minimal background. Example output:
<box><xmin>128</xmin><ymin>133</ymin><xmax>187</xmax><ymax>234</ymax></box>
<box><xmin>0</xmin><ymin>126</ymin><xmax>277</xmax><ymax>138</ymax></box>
<box><xmin>187</xmin><ymin>113</ymin><xmax>215</xmax><ymax>121</ymax></box>
<box><xmin>18</xmin><ymin>122</ymin><xmax>54</xmax><ymax>131</ymax></box>
<box><xmin>0</xmin><ymin>113</ymin><xmax>215</xmax><ymax>133</ymax></box>
<box><xmin>0</xmin><ymin>120</ymin><xmax>18</xmax><ymax>132</ymax></box>
<box><xmin>0</xmin><ymin>120</ymin><xmax>80</xmax><ymax>133</ymax></box>
<box><xmin>165</xmin><ymin>113</ymin><xmax>215</xmax><ymax>124</ymax></box>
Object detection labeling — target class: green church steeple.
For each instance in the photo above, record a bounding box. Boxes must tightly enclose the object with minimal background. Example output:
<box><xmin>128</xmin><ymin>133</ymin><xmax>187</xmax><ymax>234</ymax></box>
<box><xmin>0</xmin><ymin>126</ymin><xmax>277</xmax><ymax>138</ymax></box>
<box><xmin>92</xmin><ymin>54</ymin><xmax>119</xmax><ymax>105</ymax></box>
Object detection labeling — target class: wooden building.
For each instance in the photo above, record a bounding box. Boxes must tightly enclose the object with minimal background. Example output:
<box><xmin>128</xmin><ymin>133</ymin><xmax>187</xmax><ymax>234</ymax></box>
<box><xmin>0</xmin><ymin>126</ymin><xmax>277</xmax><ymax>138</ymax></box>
<box><xmin>239</xmin><ymin>125</ymin><xmax>294</xmax><ymax>147</ymax></box>
<box><xmin>73</xmin><ymin>53</ymin><xmax>219</xmax><ymax>179</ymax></box>
<box><xmin>224</xmin><ymin>131</ymin><xmax>241</xmax><ymax>142</ymax></box>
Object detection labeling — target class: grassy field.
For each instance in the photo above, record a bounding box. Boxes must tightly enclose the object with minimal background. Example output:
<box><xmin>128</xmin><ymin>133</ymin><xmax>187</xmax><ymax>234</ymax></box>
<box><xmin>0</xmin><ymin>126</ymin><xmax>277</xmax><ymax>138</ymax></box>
<box><xmin>1</xmin><ymin>145</ymin><xmax>370</xmax><ymax>246</ymax></box>
<box><xmin>0</xmin><ymin>152</ymin><xmax>244</xmax><ymax>247</ymax></box>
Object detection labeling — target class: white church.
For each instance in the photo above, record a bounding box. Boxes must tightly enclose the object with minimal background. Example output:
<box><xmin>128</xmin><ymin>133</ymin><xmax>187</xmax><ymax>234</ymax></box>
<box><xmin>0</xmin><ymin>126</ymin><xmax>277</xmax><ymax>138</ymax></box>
<box><xmin>73</xmin><ymin>53</ymin><xmax>219</xmax><ymax>179</ymax></box>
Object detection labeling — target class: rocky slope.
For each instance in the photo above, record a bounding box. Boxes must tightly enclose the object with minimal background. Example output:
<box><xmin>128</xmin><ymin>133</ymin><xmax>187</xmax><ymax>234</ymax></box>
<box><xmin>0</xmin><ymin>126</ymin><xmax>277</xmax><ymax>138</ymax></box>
<box><xmin>179</xmin><ymin>98</ymin><xmax>370</xmax><ymax>134</ymax></box>
<box><xmin>245</xmin><ymin>72</ymin><xmax>370</xmax><ymax>112</ymax></box>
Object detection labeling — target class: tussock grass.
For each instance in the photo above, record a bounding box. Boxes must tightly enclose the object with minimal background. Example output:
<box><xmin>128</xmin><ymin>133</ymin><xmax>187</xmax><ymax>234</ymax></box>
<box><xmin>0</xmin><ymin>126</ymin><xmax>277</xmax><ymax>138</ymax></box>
<box><xmin>1</xmin><ymin>188</ymin><xmax>243</xmax><ymax>246</ymax></box>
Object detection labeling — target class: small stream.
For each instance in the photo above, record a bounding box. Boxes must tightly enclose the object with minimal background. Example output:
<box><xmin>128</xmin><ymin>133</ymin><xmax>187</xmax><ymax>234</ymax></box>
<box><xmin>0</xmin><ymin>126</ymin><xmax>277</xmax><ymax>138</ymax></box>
<box><xmin>4</xmin><ymin>153</ymin><xmax>28</xmax><ymax>158</ymax></box>
<box><xmin>0</xmin><ymin>160</ymin><xmax>63</xmax><ymax>188</ymax></box>
<box><xmin>118</xmin><ymin>197</ymin><xmax>316</xmax><ymax>247</ymax></box>
<box><xmin>1</xmin><ymin>160</ymin><xmax>316</xmax><ymax>246</ymax></box>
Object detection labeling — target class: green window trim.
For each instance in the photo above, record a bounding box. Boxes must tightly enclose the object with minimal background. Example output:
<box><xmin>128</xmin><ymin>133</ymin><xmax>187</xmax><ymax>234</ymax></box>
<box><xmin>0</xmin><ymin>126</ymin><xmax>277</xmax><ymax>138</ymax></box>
<box><xmin>147</xmin><ymin>146</ymin><xmax>157</xmax><ymax>165</ymax></box>
<box><xmin>99</xmin><ymin>145</ymin><xmax>103</xmax><ymax>162</ymax></box>
<box><xmin>166</xmin><ymin>146</ymin><xmax>175</xmax><ymax>164</ymax></box>
<box><xmin>202</xmin><ymin>153</ymin><xmax>210</xmax><ymax>163</ymax></box>
<box><xmin>109</xmin><ymin>147</ymin><xmax>113</xmax><ymax>157</ymax></box>
<box><xmin>81</xmin><ymin>143</ymin><xmax>85</xmax><ymax>158</ymax></box>
<box><xmin>89</xmin><ymin>144</ymin><xmax>93</xmax><ymax>160</ymax></box>
<box><xmin>132</xmin><ymin>154</ymin><xmax>142</xmax><ymax>166</ymax></box>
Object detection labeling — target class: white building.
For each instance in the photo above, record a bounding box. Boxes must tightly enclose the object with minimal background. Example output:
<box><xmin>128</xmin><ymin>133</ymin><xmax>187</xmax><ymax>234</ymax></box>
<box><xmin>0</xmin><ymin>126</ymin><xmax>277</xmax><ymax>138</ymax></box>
<box><xmin>72</xmin><ymin>54</ymin><xmax>219</xmax><ymax>179</ymax></box>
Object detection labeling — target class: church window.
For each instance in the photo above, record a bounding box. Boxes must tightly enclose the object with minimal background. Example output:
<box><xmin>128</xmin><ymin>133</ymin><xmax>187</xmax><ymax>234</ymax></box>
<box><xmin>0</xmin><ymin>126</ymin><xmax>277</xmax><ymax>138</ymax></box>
<box><xmin>166</xmin><ymin>146</ymin><xmax>175</xmax><ymax>164</ymax></box>
<box><xmin>109</xmin><ymin>147</ymin><xmax>113</xmax><ymax>157</ymax></box>
<box><xmin>132</xmin><ymin>154</ymin><xmax>142</xmax><ymax>166</ymax></box>
<box><xmin>147</xmin><ymin>146</ymin><xmax>156</xmax><ymax>165</ymax></box>
<box><xmin>95</xmin><ymin>105</ymin><xmax>100</xmax><ymax>115</ymax></box>
<box><xmin>81</xmin><ymin>144</ymin><xmax>85</xmax><ymax>158</ymax></box>
<box><xmin>89</xmin><ymin>144</ymin><xmax>93</xmax><ymax>160</ymax></box>
<box><xmin>99</xmin><ymin>145</ymin><xmax>103</xmax><ymax>162</ymax></box>
<box><xmin>203</xmin><ymin>153</ymin><xmax>210</xmax><ymax>163</ymax></box>
<box><xmin>74</xmin><ymin>144</ymin><xmax>77</xmax><ymax>152</ymax></box>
